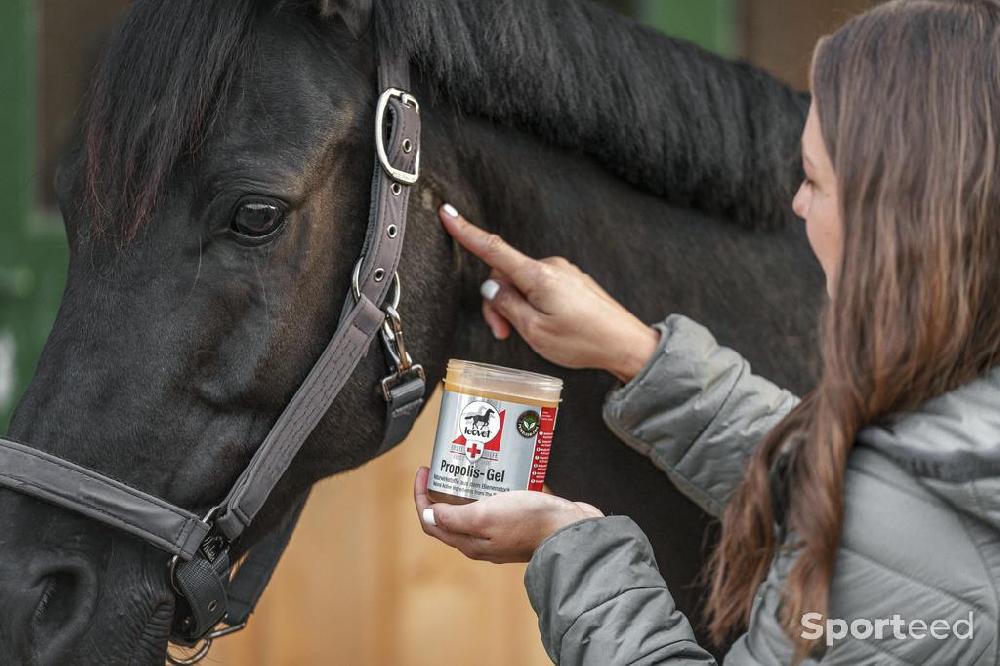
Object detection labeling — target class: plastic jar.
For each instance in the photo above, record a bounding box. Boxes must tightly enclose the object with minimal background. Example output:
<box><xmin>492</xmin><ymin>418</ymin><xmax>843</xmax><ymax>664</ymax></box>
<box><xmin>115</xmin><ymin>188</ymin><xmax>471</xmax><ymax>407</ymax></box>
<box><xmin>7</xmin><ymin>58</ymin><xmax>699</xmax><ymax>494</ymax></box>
<box><xmin>427</xmin><ymin>359</ymin><xmax>563</xmax><ymax>505</ymax></box>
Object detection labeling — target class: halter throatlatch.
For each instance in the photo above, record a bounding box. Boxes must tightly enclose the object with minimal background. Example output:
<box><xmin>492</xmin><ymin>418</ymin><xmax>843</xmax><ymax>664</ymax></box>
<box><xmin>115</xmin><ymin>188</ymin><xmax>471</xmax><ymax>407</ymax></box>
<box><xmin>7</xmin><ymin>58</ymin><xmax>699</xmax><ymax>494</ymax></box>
<box><xmin>0</xmin><ymin>47</ymin><xmax>425</xmax><ymax>666</ymax></box>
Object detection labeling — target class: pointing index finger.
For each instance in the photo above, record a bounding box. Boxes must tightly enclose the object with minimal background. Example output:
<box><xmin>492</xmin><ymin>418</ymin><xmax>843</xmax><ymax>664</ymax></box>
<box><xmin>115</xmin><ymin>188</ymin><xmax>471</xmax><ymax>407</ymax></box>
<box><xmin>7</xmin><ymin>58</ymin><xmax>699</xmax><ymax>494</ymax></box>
<box><xmin>440</xmin><ymin>206</ymin><xmax>538</xmax><ymax>293</ymax></box>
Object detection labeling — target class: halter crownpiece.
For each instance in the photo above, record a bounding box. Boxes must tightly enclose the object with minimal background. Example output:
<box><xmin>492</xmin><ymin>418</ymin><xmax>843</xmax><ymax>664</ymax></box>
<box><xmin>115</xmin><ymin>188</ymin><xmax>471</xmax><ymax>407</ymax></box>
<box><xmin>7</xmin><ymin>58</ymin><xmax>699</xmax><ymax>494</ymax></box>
<box><xmin>0</xmin><ymin>47</ymin><xmax>425</xmax><ymax>665</ymax></box>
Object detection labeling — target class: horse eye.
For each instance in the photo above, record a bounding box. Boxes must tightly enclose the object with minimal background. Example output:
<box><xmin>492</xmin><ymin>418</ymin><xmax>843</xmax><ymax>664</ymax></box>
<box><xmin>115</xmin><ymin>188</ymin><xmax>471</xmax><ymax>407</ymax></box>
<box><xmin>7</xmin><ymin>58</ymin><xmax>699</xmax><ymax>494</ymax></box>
<box><xmin>231</xmin><ymin>199</ymin><xmax>287</xmax><ymax>238</ymax></box>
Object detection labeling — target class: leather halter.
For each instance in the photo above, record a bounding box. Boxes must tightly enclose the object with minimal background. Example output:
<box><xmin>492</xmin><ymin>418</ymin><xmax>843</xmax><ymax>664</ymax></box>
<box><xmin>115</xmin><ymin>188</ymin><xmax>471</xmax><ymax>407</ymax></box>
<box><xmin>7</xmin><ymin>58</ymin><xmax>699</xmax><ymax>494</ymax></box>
<box><xmin>0</xmin><ymin>49</ymin><xmax>426</xmax><ymax>664</ymax></box>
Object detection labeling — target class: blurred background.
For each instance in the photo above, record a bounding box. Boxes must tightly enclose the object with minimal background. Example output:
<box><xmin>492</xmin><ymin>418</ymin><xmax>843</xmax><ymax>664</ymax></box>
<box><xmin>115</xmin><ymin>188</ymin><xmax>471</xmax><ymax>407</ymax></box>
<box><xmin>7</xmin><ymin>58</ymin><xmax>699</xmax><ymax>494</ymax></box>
<box><xmin>0</xmin><ymin>1</ymin><xmax>871</xmax><ymax>664</ymax></box>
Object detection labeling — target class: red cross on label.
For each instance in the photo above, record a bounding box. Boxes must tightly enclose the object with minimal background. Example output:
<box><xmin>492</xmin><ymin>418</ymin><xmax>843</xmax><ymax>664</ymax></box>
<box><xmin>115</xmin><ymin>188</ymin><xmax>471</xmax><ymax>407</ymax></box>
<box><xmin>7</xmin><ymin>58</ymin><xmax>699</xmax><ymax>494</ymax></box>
<box><xmin>466</xmin><ymin>441</ymin><xmax>482</xmax><ymax>459</ymax></box>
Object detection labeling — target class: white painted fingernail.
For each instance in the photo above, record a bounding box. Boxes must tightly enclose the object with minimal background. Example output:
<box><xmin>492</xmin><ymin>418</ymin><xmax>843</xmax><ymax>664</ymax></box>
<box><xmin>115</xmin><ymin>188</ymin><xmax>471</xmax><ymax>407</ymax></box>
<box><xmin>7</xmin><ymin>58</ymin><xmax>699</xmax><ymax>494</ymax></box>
<box><xmin>481</xmin><ymin>279</ymin><xmax>501</xmax><ymax>301</ymax></box>
<box><xmin>422</xmin><ymin>508</ymin><xmax>437</xmax><ymax>526</ymax></box>
<box><xmin>442</xmin><ymin>203</ymin><xmax>459</xmax><ymax>218</ymax></box>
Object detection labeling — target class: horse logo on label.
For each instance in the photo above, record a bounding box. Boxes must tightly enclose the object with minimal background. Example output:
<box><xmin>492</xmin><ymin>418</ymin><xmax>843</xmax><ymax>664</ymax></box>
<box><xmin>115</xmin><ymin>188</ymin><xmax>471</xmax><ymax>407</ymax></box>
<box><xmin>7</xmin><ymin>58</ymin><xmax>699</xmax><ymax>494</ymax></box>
<box><xmin>458</xmin><ymin>401</ymin><xmax>501</xmax><ymax>462</ymax></box>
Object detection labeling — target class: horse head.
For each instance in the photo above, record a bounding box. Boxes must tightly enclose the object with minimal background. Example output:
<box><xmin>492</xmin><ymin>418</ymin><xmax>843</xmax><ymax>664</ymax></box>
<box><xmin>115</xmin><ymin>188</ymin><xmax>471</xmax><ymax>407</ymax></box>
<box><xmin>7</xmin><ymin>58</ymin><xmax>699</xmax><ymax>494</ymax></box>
<box><xmin>0</xmin><ymin>1</ymin><xmax>457</xmax><ymax>662</ymax></box>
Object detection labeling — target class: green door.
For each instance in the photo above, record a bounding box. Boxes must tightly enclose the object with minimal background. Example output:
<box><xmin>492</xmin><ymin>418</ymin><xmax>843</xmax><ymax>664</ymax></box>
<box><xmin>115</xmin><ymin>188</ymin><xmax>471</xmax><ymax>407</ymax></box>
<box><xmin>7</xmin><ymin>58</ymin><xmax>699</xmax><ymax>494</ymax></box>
<box><xmin>0</xmin><ymin>0</ymin><xmax>70</xmax><ymax>431</ymax></box>
<box><xmin>635</xmin><ymin>0</ymin><xmax>736</xmax><ymax>55</ymax></box>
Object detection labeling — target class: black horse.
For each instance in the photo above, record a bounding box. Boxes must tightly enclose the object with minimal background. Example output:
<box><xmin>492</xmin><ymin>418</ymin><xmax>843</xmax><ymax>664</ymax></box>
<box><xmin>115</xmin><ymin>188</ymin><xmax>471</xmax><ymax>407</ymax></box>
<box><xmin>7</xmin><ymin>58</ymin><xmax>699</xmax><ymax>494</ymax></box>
<box><xmin>464</xmin><ymin>407</ymin><xmax>497</xmax><ymax>430</ymax></box>
<box><xmin>0</xmin><ymin>0</ymin><xmax>821</xmax><ymax>662</ymax></box>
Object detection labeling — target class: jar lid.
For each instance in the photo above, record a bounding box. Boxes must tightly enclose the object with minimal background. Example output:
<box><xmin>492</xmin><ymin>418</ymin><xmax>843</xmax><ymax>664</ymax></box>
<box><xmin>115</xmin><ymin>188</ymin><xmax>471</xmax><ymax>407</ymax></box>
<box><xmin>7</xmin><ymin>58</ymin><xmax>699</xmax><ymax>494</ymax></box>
<box><xmin>445</xmin><ymin>359</ymin><xmax>563</xmax><ymax>404</ymax></box>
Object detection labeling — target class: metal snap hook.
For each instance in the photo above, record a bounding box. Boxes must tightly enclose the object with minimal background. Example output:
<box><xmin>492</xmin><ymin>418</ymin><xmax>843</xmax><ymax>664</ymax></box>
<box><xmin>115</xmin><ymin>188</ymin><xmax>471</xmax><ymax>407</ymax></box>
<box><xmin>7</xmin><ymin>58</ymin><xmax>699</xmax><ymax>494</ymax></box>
<box><xmin>375</xmin><ymin>88</ymin><xmax>420</xmax><ymax>184</ymax></box>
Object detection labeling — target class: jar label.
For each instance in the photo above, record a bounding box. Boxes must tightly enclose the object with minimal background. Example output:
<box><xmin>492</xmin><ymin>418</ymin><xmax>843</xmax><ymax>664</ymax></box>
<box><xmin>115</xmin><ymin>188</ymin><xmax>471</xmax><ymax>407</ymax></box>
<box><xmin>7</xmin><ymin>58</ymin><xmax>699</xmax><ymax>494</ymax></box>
<box><xmin>428</xmin><ymin>388</ymin><xmax>557</xmax><ymax>500</ymax></box>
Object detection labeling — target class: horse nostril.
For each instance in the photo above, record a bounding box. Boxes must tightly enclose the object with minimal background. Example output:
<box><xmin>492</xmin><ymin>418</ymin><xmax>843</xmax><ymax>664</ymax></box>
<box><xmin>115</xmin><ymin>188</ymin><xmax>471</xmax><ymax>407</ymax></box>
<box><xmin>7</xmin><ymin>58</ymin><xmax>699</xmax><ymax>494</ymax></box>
<box><xmin>31</xmin><ymin>565</ymin><xmax>98</xmax><ymax>662</ymax></box>
<box><xmin>34</xmin><ymin>571</ymin><xmax>81</xmax><ymax>628</ymax></box>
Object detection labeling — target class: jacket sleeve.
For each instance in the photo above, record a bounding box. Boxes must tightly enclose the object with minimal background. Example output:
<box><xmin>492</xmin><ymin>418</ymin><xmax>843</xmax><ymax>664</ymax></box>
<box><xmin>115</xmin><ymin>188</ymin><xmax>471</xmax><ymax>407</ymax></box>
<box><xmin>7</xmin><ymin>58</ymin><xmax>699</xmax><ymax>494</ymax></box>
<box><xmin>602</xmin><ymin>314</ymin><xmax>800</xmax><ymax>517</ymax></box>
<box><xmin>524</xmin><ymin>516</ymin><xmax>718</xmax><ymax>665</ymax></box>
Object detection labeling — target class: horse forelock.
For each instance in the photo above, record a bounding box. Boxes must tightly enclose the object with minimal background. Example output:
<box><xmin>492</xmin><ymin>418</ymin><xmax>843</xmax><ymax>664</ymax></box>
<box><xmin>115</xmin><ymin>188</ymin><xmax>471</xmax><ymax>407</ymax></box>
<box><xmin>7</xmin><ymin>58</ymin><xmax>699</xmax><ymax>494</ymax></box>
<box><xmin>81</xmin><ymin>0</ymin><xmax>259</xmax><ymax>244</ymax></box>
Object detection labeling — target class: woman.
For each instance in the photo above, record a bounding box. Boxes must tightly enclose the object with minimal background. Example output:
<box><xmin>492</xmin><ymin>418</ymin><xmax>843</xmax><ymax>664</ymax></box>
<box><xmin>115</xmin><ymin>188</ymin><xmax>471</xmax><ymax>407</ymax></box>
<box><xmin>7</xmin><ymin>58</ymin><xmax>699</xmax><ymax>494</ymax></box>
<box><xmin>414</xmin><ymin>1</ymin><xmax>1000</xmax><ymax>663</ymax></box>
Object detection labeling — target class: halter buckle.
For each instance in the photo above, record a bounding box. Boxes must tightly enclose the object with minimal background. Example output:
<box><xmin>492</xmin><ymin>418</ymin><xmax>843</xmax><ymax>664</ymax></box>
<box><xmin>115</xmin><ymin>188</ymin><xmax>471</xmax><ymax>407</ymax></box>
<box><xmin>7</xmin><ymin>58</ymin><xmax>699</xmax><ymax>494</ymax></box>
<box><xmin>375</xmin><ymin>87</ymin><xmax>420</xmax><ymax>184</ymax></box>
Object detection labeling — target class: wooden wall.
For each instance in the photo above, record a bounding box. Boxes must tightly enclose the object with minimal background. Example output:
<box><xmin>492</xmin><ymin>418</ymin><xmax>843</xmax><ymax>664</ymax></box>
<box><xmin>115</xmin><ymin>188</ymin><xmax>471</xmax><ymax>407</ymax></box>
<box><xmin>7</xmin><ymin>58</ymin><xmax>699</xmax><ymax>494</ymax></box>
<box><xmin>741</xmin><ymin>0</ymin><xmax>877</xmax><ymax>89</ymax></box>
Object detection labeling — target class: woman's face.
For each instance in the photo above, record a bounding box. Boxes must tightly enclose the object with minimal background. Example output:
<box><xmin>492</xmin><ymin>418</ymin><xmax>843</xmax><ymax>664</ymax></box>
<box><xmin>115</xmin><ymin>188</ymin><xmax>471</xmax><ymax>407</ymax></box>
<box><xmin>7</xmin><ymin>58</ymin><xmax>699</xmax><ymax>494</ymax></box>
<box><xmin>792</xmin><ymin>102</ymin><xmax>843</xmax><ymax>297</ymax></box>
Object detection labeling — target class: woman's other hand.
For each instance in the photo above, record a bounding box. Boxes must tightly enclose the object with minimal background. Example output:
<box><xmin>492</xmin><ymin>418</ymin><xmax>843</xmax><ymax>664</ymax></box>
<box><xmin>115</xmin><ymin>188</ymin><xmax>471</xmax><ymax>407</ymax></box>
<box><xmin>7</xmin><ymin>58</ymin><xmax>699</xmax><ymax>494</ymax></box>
<box><xmin>414</xmin><ymin>467</ymin><xmax>603</xmax><ymax>563</ymax></box>
<box><xmin>440</xmin><ymin>204</ymin><xmax>659</xmax><ymax>383</ymax></box>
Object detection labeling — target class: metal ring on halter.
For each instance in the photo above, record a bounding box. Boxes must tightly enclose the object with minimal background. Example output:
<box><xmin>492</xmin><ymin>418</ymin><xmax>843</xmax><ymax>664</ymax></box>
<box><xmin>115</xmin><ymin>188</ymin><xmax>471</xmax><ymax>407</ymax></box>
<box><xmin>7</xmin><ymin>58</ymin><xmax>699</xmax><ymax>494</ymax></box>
<box><xmin>351</xmin><ymin>257</ymin><xmax>401</xmax><ymax>309</ymax></box>
<box><xmin>165</xmin><ymin>620</ymin><xmax>247</xmax><ymax>665</ymax></box>
<box><xmin>166</xmin><ymin>638</ymin><xmax>213</xmax><ymax>665</ymax></box>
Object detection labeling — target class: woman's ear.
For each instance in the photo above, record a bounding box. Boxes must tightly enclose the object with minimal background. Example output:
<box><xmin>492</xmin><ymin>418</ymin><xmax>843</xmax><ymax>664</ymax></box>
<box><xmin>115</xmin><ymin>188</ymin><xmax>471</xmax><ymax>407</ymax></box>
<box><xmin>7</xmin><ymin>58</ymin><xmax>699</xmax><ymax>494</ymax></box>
<box><xmin>316</xmin><ymin>0</ymin><xmax>373</xmax><ymax>39</ymax></box>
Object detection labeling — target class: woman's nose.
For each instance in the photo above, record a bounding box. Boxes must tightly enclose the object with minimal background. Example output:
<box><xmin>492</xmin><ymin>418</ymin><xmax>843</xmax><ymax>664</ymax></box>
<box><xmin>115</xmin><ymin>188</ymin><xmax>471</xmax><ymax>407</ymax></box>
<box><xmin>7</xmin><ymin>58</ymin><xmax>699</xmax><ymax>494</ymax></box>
<box><xmin>792</xmin><ymin>184</ymin><xmax>809</xmax><ymax>220</ymax></box>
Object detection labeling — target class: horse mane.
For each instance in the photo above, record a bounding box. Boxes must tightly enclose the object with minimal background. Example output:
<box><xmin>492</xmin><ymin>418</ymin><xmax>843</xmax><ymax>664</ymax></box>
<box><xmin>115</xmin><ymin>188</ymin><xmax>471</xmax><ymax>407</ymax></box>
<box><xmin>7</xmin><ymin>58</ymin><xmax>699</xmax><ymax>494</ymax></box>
<box><xmin>375</xmin><ymin>0</ymin><xmax>810</xmax><ymax>231</ymax></box>
<box><xmin>81</xmin><ymin>0</ymin><xmax>807</xmax><ymax>242</ymax></box>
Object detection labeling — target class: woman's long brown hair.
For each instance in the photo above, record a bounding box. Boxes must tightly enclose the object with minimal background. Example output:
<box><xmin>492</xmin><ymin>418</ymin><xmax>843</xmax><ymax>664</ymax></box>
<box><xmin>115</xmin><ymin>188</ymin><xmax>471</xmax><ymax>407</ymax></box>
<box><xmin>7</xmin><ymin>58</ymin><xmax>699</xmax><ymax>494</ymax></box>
<box><xmin>707</xmin><ymin>0</ymin><xmax>1000</xmax><ymax>658</ymax></box>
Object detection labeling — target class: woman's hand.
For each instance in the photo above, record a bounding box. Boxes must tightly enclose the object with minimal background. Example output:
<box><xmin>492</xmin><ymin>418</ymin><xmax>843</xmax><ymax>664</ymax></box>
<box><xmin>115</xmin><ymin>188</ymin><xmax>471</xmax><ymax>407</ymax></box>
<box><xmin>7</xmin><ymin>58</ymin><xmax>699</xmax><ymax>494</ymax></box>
<box><xmin>440</xmin><ymin>204</ymin><xmax>660</xmax><ymax>383</ymax></box>
<box><xmin>414</xmin><ymin>467</ymin><xmax>603</xmax><ymax>563</ymax></box>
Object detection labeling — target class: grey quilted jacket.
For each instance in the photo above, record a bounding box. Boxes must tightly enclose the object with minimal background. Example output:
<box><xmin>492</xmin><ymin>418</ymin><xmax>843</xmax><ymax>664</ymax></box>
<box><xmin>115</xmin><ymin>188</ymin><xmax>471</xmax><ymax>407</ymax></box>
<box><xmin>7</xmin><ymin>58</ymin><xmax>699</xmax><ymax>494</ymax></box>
<box><xmin>524</xmin><ymin>314</ymin><xmax>1000</xmax><ymax>665</ymax></box>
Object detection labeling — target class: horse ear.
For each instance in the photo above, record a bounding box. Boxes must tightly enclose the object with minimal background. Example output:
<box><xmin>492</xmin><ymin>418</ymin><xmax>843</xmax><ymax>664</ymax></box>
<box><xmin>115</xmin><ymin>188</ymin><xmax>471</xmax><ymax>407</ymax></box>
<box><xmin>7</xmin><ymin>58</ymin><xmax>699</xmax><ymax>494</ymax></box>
<box><xmin>316</xmin><ymin>0</ymin><xmax>373</xmax><ymax>39</ymax></box>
